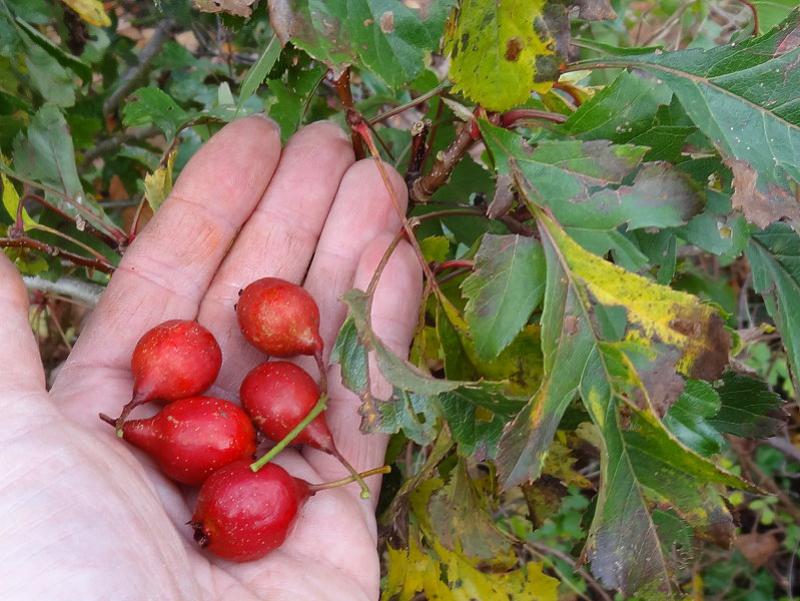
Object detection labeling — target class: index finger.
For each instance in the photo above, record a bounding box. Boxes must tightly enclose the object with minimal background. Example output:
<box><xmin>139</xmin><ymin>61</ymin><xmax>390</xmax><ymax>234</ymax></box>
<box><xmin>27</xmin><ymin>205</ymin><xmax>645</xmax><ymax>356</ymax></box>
<box><xmin>52</xmin><ymin>117</ymin><xmax>281</xmax><ymax>419</ymax></box>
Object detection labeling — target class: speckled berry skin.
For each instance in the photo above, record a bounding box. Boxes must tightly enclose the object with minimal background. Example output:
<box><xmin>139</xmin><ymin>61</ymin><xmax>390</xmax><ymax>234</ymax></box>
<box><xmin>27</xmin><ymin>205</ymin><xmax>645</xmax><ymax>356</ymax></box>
<box><xmin>240</xmin><ymin>361</ymin><xmax>334</xmax><ymax>452</ymax></box>
<box><xmin>131</xmin><ymin>320</ymin><xmax>222</xmax><ymax>403</ymax></box>
<box><xmin>121</xmin><ymin>396</ymin><xmax>256</xmax><ymax>486</ymax></box>
<box><xmin>235</xmin><ymin>278</ymin><xmax>323</xmax><ymax>357</ymax></box>
<box><xmin>190</xmin><ymin>460</ymin><xmax>311</xmax><ymax>562</ymax></box>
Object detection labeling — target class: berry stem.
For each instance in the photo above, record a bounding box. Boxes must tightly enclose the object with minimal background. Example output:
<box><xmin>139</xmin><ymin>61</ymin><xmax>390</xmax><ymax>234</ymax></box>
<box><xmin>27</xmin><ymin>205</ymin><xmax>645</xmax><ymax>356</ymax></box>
<box><xmin>250</xmin><ymin>394</ymin><xmax>328</xmax><ymax>472</ymax></box>
<box><xmin>112</xmin><ymin>391</ymin><xmax>148</xmax><ymax>437</ymax></box>
<box><xmin>329</xmin><ymin>446</ymin><xmax>372</xmax><ymax>499</ymax></box>
<box><xmin>313</xmin><ymin>350</ymin><xmax>328</xmax><ymax>396</ymax></box>
<box><xmin>307</xmin><ymin>465</ymin><xmax>390</xmax><ymax>493</ymax></box>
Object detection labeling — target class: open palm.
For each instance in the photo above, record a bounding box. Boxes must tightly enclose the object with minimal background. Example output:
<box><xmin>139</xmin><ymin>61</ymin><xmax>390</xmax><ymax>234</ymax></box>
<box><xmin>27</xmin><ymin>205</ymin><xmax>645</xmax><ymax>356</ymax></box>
<box><xmin>0</xmin><ymin>118</ymin><xmax>421</xmax><ymax>601</ymax></box>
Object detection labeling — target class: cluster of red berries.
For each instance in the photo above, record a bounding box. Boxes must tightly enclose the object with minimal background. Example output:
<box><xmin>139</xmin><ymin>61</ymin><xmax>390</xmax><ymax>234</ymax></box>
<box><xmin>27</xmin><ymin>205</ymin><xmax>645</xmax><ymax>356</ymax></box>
<box><xmin>100</xmin><ymin>278</ymin><xmax>377</xmax><ymax>563</ymax></box>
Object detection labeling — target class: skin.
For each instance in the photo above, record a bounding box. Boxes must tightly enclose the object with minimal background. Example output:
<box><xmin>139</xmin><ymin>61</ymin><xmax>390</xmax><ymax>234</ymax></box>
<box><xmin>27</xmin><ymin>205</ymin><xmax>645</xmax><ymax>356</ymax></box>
<box><xmin>0</xmin><ymin>117</ymin><xmax>422</xmax><ymax>601</ymax></box>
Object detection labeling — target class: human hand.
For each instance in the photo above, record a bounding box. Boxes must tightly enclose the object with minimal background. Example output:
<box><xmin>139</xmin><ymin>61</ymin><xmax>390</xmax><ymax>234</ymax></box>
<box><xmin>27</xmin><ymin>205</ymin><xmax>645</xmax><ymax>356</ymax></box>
<box><xmin>0</xmin><ymin>118</ymin><xmax>422</xmax><ymax>601</ymax></box>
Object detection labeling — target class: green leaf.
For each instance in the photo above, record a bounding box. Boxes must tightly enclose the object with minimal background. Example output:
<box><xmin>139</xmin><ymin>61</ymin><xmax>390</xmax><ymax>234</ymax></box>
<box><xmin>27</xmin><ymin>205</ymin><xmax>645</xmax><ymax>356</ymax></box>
<box><xmin>562</xmin><ymin>70</ymin><xmax>672</xmax><ymax>143</ymax></box>
<box><xmin>122</xmin><ymin>87</ymin><xmax>190</xmax><ymax>139</ymax></box>
<box><xmin>420</xmin><ymin>235</ymin><xmax>450</xmax><ymax>263</ymax></box>
<box><xmin>579</xmin><ymin>11</ymin><xmax>800</xmax><ymax>228</ymax></box>
<box><xmin>462</xmin><ymin>234</ymin><xmax>546</xmax><ymax>359</ymax></box>
<box><xmin>747</xmin><ymin>223</ymin><xmax>800</xmax><ymax>390</ymax></box>
<box><xmin>709</xmin><ymin>373</ymin><xmax>784</xmax><ymax>438</ymax></box>
<box><xmin>663</xmin><ymin>379</ymin><xmax>724</xmax><ymax>456</ymax></box>
<box><xmin>481</xmin><ymin>121</ymin><xmax>648</xmax><ymax>205</ymax></box>
<box><xmin>15</xmin><ymin>17</ymin><xmax>91</xmax><ymax>82</ymax></box>
<box><xmin>752</xmin><ymin>0</ymin><xmax>798</xmax><ymax>30</ymax></box>
<box><xmin>581</xmin><ymin>345</ymin><xmax>751</xmax><ymax>596</ymax></box>
<box><xmin>269</xmin><ymin>0</ymin><xmax>452</xmax><ymax>89</ymax></box>
<box><xmin>238</xmin><ymin>36</ymin><xmax>281</xmax><ymax>110</ymax></box>
<box><xmin>23</xmin><ymin>42</ymin><xmax>75</xmax><ymax>107</ymax></box>
<box><xmin>445</xmin><ymin>0</ymin><xmax>556</xmax><ymax>111</ymax></box>
<box><xmin>13</xmin><ymin>105</ymin><xmax>83</xmax><ymax>200</ymax></box>
<box><xmin>266</xmin><ymin>63</ymin><xmax>326</xmax><ymax>141</ymax></box>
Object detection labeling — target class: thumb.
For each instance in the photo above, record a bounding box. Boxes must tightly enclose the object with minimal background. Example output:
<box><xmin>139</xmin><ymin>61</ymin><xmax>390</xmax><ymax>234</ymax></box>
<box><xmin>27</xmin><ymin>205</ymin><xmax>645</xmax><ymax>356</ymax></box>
<box><xmin>0</xmin><ymin>254</ymin><xmax>46</xmax><ymax>394</ymax></box>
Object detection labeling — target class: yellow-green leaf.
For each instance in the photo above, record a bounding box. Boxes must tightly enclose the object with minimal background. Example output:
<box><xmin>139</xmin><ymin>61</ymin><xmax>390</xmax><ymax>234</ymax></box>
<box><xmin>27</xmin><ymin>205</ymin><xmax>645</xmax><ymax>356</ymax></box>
<box><xmin>2</xmin><ymin>174</ymin><xmax>35</xmax><ymax>230</ymax></box>
<box><xmin>60</xmin><ymin>0</ymin><xmax>111</xmax><ymax>27</ymax></box>
<box><xmin>144</xmin><ymin>151</ymin><xmax>176</xmax><ymax>213</ymax></box>
<box><xmin>539</xmin><ymin>212</ymin><xmax>730</xmax><ymax>380</ymax></box>
<box><xmin>384</xmin><ymin>533</ymin><xmax>558</xmax><ymax>601</ymax></box>
<box><xmin>446</xmin><ymin>0</ymin><xmax>555</xmax><ymax>111</ymax></box>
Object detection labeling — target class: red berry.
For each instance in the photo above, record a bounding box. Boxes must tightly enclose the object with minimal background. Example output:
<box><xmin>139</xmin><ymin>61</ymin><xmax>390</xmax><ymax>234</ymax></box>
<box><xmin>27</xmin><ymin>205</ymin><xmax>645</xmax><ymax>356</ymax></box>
<box><xmin>236</xmin><ymin>278</ymin><xmax>323</xmax><ymax>358</ymax></box>
<box><xmin>240</xmin><ymin>361</ymin><xmax>371</xmax><ymax>498</ymax></box>
<box><xmin>117</xmin><ymin>396</ymin><xmax>256</xmax><ymax>486</ymax></box>
<box><xmin>240</xmin><ymin>361</ymin><xmax>334</xmax><ymax>452</ymax></box>
<box><xmin>190</xmin><ymin>460</ymin><xmax>311</xmax><ymax>562</ymax></box>
<box><xmin>111</xmin><ymin>320</ymin><xmax>222</xmax><ymax>431</ymax></box>
<box><xmin>131</xmin><ymin>319</ymin><xmax>222</xmax><ymax>403</ymax></box>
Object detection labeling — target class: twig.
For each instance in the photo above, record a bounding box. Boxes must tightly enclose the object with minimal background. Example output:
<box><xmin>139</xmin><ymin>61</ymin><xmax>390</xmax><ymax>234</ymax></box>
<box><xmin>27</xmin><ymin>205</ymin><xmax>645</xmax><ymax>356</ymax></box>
<box><xmin>1</xmin><ymin>166</ymin><xmax>128</xmax><ymax>244</ymax></box>
<box><xmin>367</xmin><ymin>82</ymin><xmax>450</xmax><ymax>125</ymax></box>
<box><xmin>526</xmin><ymin>540</ymin><xmax>613</xmax><ymax>601</ymax></box>
<box><xmin>765</xmin><ymin>437</ymin><xmax>800</xmax><ymax>464</ymax></box>
<box><xmin>82</xmin><ymin>126</ymin><xmax>161</xmax><ymax>165</ymax></box>
<box><xmin>410</xmin><ymin>121</ymin><xmax>476</xmax><ymax>203</ymax></box>
<box><xmin>22</xmin><ymin>193</ymin><xmax>123</xmax><ymax>251</ymax></box>
<box><xmin>0</xmin><ymin>237</ymin><xmax>115</xmax><ymax>274</ymax></box>
<box><xmin>730</xmin><ymin>438</ymin><xmax>800</xmax><ymax>522</ymax></box>
<box><xmin>23</xmin><ymin>275</ymin><xmax>103</xmax><ymax>306</ymax></box>
<box><xmin>734</xmin><ymin>0</ymin><xmax>759</xmax><ymax>35</ymax></box>
<box><xmin>500</xmin><ymin>109</ymin><xmax>567</xmax><ymax>127</ymax></box>
<box><xmin>332</xmin><ymin>68</ymin><xmax>365</xmax><ymax>159</ymax></box>
<box><xmin>405</xmin><ymin>120</ymin><xmax>430</xmax><ymax>188</ymax></box>
<box><xmin>434</xmin><ymin>259</ymin><xmax>474</xmax><ymax>273</ymax></box>
<box><xmin>103</xmin><ymin>19</ymin><xmax>175</xmax><ymax>116</ymax></box>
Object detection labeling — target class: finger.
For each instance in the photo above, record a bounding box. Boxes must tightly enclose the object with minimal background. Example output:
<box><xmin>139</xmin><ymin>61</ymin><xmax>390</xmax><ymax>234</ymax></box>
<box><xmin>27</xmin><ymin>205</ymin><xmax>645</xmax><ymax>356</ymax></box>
<box><xmin>52</xmin><ymin>116</ymin><xmax>281</xmax><ymax>421</ymax></box>
<box><xmin>304</xmin><ymin>234</ymin><xmax>423</xmax><ymax>502</ymax></box>
<box><xmin>301</xmin><ymin>159</ymin><xmax>408</xmax><ymax>358</ymax></box>
<box><xmin>0</xmin><ymin>254</ymin><xmax>45</xmax><ymax>394</ymax></box>
<box><xmin>196</xmin><ymin>121</ymin><xmax>355</xmax><ymax>396</ymax></box>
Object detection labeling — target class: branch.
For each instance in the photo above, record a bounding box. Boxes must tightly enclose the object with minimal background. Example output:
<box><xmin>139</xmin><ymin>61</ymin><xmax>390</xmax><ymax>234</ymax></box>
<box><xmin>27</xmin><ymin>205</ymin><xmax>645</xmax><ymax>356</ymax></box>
<box><xmin>410</xmin><ymin>121</ymin><xmax>476</xmax><ymax>203</ymax></box>
<box><xmin>0</xmin><ymin>237</ymin><xmax>115</xmax><ymax>274</ymax></box>
<box><xmin>405</xmin><ymin>120</ymin><xmax>430</xmax><ymax>188</ymax></box>
<box><xmin>367</xmin><ymin>82</ymin><xmax>450</xmax><ymax>125</ymax></box>
<box><xmin>82</xmin><ymin>126</ymin><xmax>161</xmax><ymax>165</ymax></box>
<box><xmin>103</xmin><ymin>20</ymin><xmax>175</xmax><ymax>116</ymax></box>
<box><xmin>765</xmin><ymin>437</ymin><xmax>800</xmax><ymax>464</ymax></box>
<box><xmin>332</xmin><ymin>68</ymin><xmax>365</xmax><ymax>159</ymax></box>
<box><xmin>23</xmin><ymin>275</ymin><xmax>103</xmax><ymax>306</ymax></box>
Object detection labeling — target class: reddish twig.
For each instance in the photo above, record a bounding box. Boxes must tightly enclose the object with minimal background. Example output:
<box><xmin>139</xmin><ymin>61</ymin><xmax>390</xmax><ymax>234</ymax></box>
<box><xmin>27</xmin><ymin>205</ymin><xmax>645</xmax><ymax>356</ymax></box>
<box><xmin>332</xmin><ymin>68</ymin><xmax>365</xmax><ymax>159</ymax></box>
<box><xmin>553</xmin><ymin>82</ymin><xmax>584</xmax><ymax>108</ymax></box>
<box><xmin>410</xmin><ymin>120</ymin><xmax>476</xmax><ymax>203</ymax></box>
<box><xmin>405</xmin><ymin>120</ymin><xmax>430</xmax><ymax>188</ymax></box>
<box><xmin>500</xmin><ymin>109</ymin><xmax>567</xmax><ymax>127</ymax></box>
<box><xmin>0</xmin><ymin>236</ymin><xmax>115</xmax><ymax>274</ymax></box>
<box><xmin>735</xmin><ymin>0</ymin><xmax>759</xmax><ymax>35</ymax></box>
<box><xmin>434</xmin><ymin>259</ymin><xmax>474</xmax><ymax>273</ymax></box>
<box><xmin>367</xmin><ymin>82</ymin><xmax>450</xmax><ymax>126</ymax></box>
<box><xmin>23</xmin><ymin>193</ymin><xmax>123</xmax><ymax>251</ymax></box>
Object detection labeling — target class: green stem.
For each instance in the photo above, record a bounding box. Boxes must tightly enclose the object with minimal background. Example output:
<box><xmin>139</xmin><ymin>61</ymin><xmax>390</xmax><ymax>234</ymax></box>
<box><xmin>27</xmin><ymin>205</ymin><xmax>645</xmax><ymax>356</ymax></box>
<box><xmin>250</xmin><ymin>394</ymin><xmax>328</xmax><ymax>472</ymax></box>
<box><xmin>307</xmin><ymin>465</ymin><xmax>390</xmax><ymax>492</ymax></box>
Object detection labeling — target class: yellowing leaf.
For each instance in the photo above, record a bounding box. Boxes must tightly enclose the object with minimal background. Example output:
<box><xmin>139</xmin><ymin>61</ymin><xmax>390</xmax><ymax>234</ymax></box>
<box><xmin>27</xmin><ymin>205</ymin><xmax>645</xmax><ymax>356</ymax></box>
<box><xmin>383</xmin><ymin>535</ymin><xmax>559</xmax><ymax>601</ymax></box>
<box><xmin>446</xmin><ymin>0</ymin><xmax>555</xmax><ymax>111</ymax></box>
<box><xmin>539</xmin><ymin>212</ymin><xmax>730</xmax><ymax>380</ymax></box>
<box><xmin>2</xmin><ymin>174</ymin><xmax>35</xmax><ymax>230</ymax></box>
<box><xmin>60</xmin><ymin>0</ymin><xmax>111</xmax><ymax>27</ymax></box>
<box><xmin>144</xmin><ymin>151</ymin><xmax>176</xmax><ymax>213</ymax></box>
